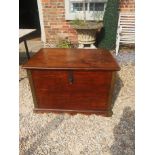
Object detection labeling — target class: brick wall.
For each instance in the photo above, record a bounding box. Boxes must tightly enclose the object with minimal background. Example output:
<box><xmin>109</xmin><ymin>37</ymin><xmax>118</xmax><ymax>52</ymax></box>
<box><xmin>41</xmin><ymin>0</ymin><xmax>77</xmax><ymax>45</ymax></box>
<box><xmin>40</xmin><ymin>0</ymin><xmax>135</xmax><ymax>45</ymax></box>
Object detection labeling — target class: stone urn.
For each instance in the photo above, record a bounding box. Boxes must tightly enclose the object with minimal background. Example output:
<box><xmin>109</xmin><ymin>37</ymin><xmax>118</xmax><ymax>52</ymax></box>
<box><xmin>70</xmin><ymin>21</ymin><xmax>103</xmax><ymax>48</ymax></box>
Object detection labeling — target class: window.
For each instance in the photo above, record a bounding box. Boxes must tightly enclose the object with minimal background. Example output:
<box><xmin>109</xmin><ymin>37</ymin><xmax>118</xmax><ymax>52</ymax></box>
<box><xmin>65</xmin><ymin>0</ymin><xmax>108</xmax><ymax>20</ymax></box>
<box><xmin>90</xmin><ymin>2</ymin><xmax>105</xmax><ymax>11</ymax></box>
<box><xmin>71</xmin><ymin>2</ymin><xmax>88</xmax><ymax>12</ymax></box>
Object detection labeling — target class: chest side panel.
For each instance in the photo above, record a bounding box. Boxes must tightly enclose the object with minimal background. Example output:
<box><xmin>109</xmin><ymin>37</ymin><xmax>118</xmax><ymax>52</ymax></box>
<box><xmin>31</xmin><ymin>70</ymin><xmax>113</xmax><ymax>111</ymax></box>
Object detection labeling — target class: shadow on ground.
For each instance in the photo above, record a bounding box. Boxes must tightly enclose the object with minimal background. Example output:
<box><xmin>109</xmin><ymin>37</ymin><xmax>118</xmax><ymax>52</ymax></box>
<box><xmin>20</xmin><ymin>114</ymin><xmax>64</xmax><ymax>155</ymax></box>
<box><xmin>110</xmin><ymin>107</ymin><xmax>135</xmax><ymax>155</ymax></box>
<box><xmin>111</xmin><ymin>73</ymin><xmax>124</xmax><ymax>109</ymax></box>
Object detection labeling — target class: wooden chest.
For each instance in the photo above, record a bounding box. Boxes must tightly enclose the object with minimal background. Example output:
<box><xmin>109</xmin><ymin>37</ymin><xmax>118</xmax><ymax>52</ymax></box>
<box><xmin>23</xmin><ymin>48</ymin><xmax>120</xmax><ymax>116</ymax></box>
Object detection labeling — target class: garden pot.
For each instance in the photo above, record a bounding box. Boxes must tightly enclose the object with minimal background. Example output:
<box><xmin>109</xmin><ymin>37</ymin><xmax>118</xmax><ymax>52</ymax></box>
<box><xmin>70</xmin><ymin>22</ymin><xmax>103</xmax><ymax>48</ymax></box>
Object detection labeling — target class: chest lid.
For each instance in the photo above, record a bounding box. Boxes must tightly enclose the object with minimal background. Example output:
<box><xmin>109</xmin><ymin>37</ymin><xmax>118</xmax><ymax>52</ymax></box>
<box><xmin>22</xmin><ymin>48</ymin><xmax>120</xmax><ymax>71</ymax></box>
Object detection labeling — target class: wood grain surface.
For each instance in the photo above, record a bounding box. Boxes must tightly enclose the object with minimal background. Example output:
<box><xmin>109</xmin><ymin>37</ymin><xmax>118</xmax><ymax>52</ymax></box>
<box><xmin>31</xmin><ymin>70</ymin><xmax>112</xmax><ymax>111</ymax></box>
<box><xmin>23</xmin><ymin>48</ymin><xmax>120</xmax><ymax>116</ymax></box>
<box><xmin>22</xmin><ymin>48</ymin><xmax>120</xmax><ymax>71</ymax></box>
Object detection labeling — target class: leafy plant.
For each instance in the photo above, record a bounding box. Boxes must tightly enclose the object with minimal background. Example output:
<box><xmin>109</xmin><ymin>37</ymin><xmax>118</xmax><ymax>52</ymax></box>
<box><xmin>56</xmin><ymin>38</ymin><xmax>72</xmax><ymax>48</ymax></box>
<box><xmin>70</xmin><ymin>19</ymin><xmax>86</xmax><ymax>26</ymax></box>
<box><xmin>99</xmin><ymin>0</ymin><xmax>119</xmax><ymax>50</ymax></box>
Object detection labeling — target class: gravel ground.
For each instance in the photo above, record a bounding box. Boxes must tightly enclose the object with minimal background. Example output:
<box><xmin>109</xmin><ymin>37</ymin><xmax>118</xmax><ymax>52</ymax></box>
<box><xmin>19</xmin><ymin>42</ymin><xmax>135</xmax><ymax>155</ymax></box>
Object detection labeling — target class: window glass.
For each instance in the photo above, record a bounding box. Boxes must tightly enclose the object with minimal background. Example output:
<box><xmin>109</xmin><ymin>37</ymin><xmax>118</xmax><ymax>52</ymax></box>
<box><xmin>66</xmin><ymin>0</ymin><xmax>106</xmax><ymax>20</ymax></box>
<box><xmin>71</xmin><ymin>3</ymin><xmax>88</xmax><ymax>12</ymax></box>
<box><xmin>90</xmin><ymin>2</ymin><xmax>104</xmax><ymax>11</ymax></box>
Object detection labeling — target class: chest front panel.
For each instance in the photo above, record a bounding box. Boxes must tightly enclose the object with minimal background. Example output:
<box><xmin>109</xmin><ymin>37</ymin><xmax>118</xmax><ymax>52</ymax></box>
<box><xmin>31</xmin><ymin>70</ymin><xmax>113</xmax><ymax>111</ymax></box>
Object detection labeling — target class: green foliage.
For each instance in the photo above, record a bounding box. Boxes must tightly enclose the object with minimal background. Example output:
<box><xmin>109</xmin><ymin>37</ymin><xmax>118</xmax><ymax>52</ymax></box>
<box><xmin>70</xmin><ymin>19</ymin><xmax>86</xmax><ymax>26</ymax></box>
<box><xmin>56</xmin><ymin>39</ymin><xmax>72</xmax><ymax>48</ymax></box>
<box><xmin>99</xmin><ymin>0</ymin><xmax>119</xmax><ymax>50</ymax></box>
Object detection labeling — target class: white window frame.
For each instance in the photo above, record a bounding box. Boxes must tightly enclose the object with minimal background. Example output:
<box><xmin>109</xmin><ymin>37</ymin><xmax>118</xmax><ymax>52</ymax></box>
<box><xmin>65</xmin><ymin>0</ymin><xmax>108</xmax><ymax>21</ymax></box>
